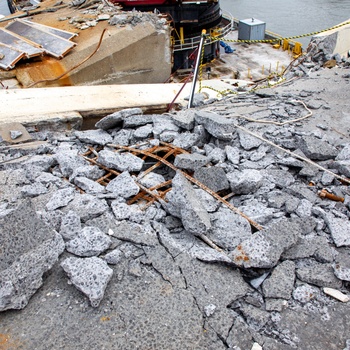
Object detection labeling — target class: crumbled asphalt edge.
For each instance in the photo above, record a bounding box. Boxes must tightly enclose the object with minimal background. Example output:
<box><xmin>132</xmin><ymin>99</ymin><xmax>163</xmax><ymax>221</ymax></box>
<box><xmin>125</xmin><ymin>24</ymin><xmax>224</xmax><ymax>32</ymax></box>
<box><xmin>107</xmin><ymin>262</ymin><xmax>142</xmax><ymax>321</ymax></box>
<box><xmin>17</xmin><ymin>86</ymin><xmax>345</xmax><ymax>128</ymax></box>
<box><xmin>1</xmin><ymin>35</ymin><xmax>350</xmax><ymax>350</ymax></box>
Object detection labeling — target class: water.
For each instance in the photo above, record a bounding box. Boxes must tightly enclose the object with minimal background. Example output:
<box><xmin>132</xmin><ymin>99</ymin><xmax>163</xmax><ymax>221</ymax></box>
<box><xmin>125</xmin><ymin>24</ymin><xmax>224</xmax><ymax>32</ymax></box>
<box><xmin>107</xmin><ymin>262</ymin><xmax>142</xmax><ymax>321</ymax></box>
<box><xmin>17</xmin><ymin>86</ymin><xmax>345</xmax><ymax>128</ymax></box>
<box><xmin>220</xmin><ymin>0</ymin><xmax>350</xmax><ymax>47</ymax></box>
<box><xmin>0</xmin><ymin>0</ymin><xmax>10</xmax><ymax>16</ymax></box>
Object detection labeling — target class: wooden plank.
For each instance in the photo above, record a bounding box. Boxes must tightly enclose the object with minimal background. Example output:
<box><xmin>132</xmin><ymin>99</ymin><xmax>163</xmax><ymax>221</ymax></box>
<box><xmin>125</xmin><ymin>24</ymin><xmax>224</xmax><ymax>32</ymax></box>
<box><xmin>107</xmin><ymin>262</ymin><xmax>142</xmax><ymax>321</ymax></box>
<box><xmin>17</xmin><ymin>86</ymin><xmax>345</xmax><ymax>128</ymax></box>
<box><xmin>0</xmin><ymin>43</ymin><xmax>25</xmax><ymax>70</ymax></box>
<box><xmin>5</xmin><ymin>19</ymin><xmax>76</xmax><ymax>58</ymax></box>
<box><xmin>21</xmin><ymin>19</ymin><xmax>78</xmax><ymax>41</ymax></box>
<box><xmin>0</xmin><ymin>28</ymin><xmax>44</xmax><ymax>58</ymax></box>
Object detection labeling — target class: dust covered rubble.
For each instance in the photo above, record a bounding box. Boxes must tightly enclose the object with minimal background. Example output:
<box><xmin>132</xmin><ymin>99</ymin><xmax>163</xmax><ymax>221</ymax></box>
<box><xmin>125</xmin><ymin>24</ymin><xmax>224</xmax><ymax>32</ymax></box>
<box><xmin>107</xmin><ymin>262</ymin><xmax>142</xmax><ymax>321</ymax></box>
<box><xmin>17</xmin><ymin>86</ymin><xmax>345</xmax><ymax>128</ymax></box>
<box><xmin>1</xmin><ymin>80</ymin><xmax>350</xmax><ymax>349</ymax></box>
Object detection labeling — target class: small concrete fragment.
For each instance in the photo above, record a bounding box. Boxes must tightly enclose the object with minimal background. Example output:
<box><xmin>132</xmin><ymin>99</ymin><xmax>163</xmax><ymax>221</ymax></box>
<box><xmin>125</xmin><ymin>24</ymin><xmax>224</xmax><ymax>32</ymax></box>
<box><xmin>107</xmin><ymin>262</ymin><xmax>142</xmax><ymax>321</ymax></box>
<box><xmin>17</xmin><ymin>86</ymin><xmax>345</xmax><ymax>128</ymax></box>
<box><xmin>333</xmin><ymin>251</ymin><xmax>350</xmax><ymax>281</ymax></box>
<box><xmin>167</xmin><ymin>171</ymin><xmax>211</xmax><ymax>235</ymax></box>
<box><xmin>98</xmin><ymin>149</ymin><xmax>144</xmax><ymax>172</ymax></box>
<box><xmin>298</xmin><ymin>135</ymin><xmax>338</xmax><ymax>160</ymax></box>
<box><xmin>314</xmin><ymin>208</ymin><xmax>350</xmax><ymax>247</ymax></box>
<box><xmin>208</xmin><ymin>207</ymin><xmax>252</xmax><ymax>250</ymax></box>
<box><xmin>95</xmin><ymin>109</ymin><xmax>139</xmax><ymax>130</ymax></box>
<box><xmin>227</xmin><ymin>169</ymin><xmax>263</xmax><ymax>194</ymax></box>
<box><xmin>46</xmin><ymin>187</ymin><xmax>76</xmax><ymax>211</ymax></box>
<box><xmin>194</xmin><ymin>166</ymin><xmax>230</xmax><ymax>192</ymax></box>
<box><xmin>262</xmin><ymin>260</ymin><xmax>295</xmax><ymax>299</ymax></box>
<box><xmin>0</xmin><ymin>122</ymin><xmax>32</xmax><ymax>144</ymax></box>
<box><xmin>74</xmin><ymin>176</ymin><xmax>105</xmax><ymax>194</ymax></box>
<box><xmin>296</xmin><ymin>261</ymin><xmax>342</xmax><ymax>289</ymax></box>
<box><xmin>174</xmin><ymin>153</ymin><xmax>209</xmax><ymax>171</ymax></box>
<box><xmin>59</xmin><ymin>210</ymin><xmax>81</xmax><ymax>241</ymax></box>
<box><xmin>138</xmin><ymin>172</ymin><xmax>165</xmax><ymax>188</ymax></box>
<box><xmin>61</xmin><ymin>256</ymin><xmax>113</xmax><ymax>307</ymax></box>
<box><xmin>292</xmin><ymin>283</ymin><xmax>319</xmax><ymax>304</ymax></box>
<box><xmin>75</xmin><ymin>129</ymin><xmax>113</xmax><ymax>146</ymax></box>
<box><xmin>65</xmin><ymin>226</ymin><xmax>112</xmax><ymax>257</ymax></box>
<box><xmin>64</xmin><ymin>193</ymin><xmax>109</xmax><ymax>222</ymax></box>
<box><xmin>106</xmin><ymin>171</ymin><xmax>139</xmax><ymax>198</ymax></box>
<box><xmin>230</xmin><ymin>218</ymin><xmax>301</xmax><ymax>268</ymax></box>
<box><xmin>170</xmin><ymin>109</ymin><xmax>195</xmax><ymax>130</ymax></box>
<box><xmin>194</xmin><ymin>110</ymin><xmax>236</xmax><ymax>140</ymax></box>
<box><xmin>55</xmin><ymin>150</ymin><xmax>88</xmax><ymax>178</ymax></box>
<box><xmin>237</xmin><ymin>129</ymin><xmax>263</xmax><ymax>150</ymax></box>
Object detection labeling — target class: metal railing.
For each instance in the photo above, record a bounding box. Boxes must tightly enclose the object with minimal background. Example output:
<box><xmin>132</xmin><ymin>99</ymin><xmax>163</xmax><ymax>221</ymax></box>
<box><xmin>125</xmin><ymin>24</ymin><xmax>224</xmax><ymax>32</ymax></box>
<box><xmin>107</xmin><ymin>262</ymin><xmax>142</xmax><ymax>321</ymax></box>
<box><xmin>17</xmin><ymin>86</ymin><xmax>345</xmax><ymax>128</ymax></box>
<box><xmin>173</xmin><ymin>12</ymin><xmax>234</xmax><ymax>52</ymax></box>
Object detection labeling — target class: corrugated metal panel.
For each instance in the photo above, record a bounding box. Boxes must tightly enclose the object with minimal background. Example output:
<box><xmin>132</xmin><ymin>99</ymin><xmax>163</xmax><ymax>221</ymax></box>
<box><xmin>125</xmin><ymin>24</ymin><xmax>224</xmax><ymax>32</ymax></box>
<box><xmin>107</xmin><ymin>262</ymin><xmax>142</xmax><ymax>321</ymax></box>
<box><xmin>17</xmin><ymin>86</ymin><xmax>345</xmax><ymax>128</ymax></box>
<box><xmin>21</xmin><ymin>19</ymin><xmax>78</xmax><ymax>41</ymax></box>
<box><xmin>5</xmin><ymin>19</ymin><xmax>76</xmax><ymax>58</ymax></box>
<box><xmin>0</xmin><ymin>43</ymin><xmax>26</xmax><ymax>70</ymax></box>
<box><xmin>0</xmin><ymin>28</ymin><xmax>44</xmax><ymax>58</ymax></box>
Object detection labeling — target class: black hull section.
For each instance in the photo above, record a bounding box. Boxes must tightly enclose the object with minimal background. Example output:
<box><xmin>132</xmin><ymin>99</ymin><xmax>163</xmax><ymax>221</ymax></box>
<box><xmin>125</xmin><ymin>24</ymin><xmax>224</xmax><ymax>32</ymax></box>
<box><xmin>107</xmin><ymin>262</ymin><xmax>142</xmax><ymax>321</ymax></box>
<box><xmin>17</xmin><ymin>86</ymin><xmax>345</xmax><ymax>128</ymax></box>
<box><xmin>123</xmin><ymin>2</ymin><xmax>222</xmax><ymax>35</ymax></box>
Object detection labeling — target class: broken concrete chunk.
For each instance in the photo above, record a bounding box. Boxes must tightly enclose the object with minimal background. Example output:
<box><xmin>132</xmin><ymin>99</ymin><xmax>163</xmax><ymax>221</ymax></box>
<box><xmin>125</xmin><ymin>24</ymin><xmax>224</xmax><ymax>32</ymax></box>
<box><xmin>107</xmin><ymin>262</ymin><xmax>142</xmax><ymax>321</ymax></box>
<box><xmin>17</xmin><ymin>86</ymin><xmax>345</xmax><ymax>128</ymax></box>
<box><xmin>23</xmin><ymin>154</ymin><xmax>56</xmax><ymax>172</ymax></box>
<box><xmin>61</xmin><ymin>256</ymin><xmax>113</xmax><ymax>307</ymax></box>
<box><xmin>314</xmin><ymin>208</ymin><xmax>350</xmax><ymax>247</ymax></box>
<box><xmin>227</xmin><ymin>169</ymin><xmax>263</xmax><ymax>194</ymax></box>
<box><xmin>206</xmin><ymin>147</ymin><xmax>226</xmax><ymax>163</ymax></box>
<box><xmin>292</xmin><ymin>283</ymin><xmax>319</xmax><ymax>304</ymax></box>
<box><xmin>0</xmin><ymin>199</ymin><xmax>65</xmax><ymax>310</ymax></box>
<box><xmin>46</xmin><ymin>187</ymin><xmax>76</xmax><ymax>211</ymax></box>
<box><xmin>225</xmin><ymin>145</ymin><xmax>240</xmax><ymax>164</ymax></box>
<box><xmin>336</xmin><ymin>144</ymin><xmax>350</xmax><ymax>161</ymax></box>
<box><xmin>74</xmin><ymin>176</ymin><xmax>105</xmax><ymax>194</ymax></box>
<box><xmin>262</xmin><ymin>260</ymin><xmax>295</xmax><ymax>299</ymax></box>
<box><xmin>123</xmin><ymin>113</ymin><xmax>152</xmax><ymax>128</ymax></box>
<box><xmin>65</xmin><ymin>226</ymin><xmax>112</xmax><ymax>257</ymax></box>
<box><xmin>111</xmin><ymin>201</ymin><xmax>143</xmax><ymax>222</ymax></box>
<box><xmin>170</xmin><ymin>109</ymin><xmax>195</xmax><ymax>130</ymax></box>
<box><xmin>55</xmin><ymin>150</ymin><xmax>89</xmax><ymax>178</ymax></box>
<box><xmin>106</xmin><ymin>171</ymin><xmax>139</xmax><ymax>198</ymax></box>
<box><xmin>168</xmin><ymin>171</ymin><xmax>211</xmax><ymax>235</ymax></box>
<box><xmin>138</xmin><ymin>172</ymin><xmax>165</xmax><ymax>189</ymax></box>
<box><xmin>69</xmin><ymin>165</ymin><xmax>105</xmax><ymax>182</ymax></box>
<box><xmin>208</xmin><ymin>207</ymin><xmax>252</xmax><ymax>251</ymax></box>
<box><xmin>194</xmin><ymin>110</ymin><xmax>236</xmax><ymax>140</ymax></box>
<box><xmin>230</xmin><ymin>218</ymin><xmax>301</xmax><ymax>268</ymax></box>
<box><xmin>133</xmin><ymin>124</ymin><xmax>153</xmax><ymax>139</ymax></box>
<box><xmin>298</xmin><ymin>135</ymin><xmax>338</xmax><ymax>160</ymax></box>
<box><xmin>109</xmin><ymin>220</ymin><xmax>158</xmax><ymax>246</ymax></box>
<box><xmin>98</xmin><ymin>149</ymin><xmax>144</xmax><ymax>172</ymax></box>
<box><xmin>95</xmin><ymin>111</ymin><xmax>124</xmax><ymax>130</ymax></box>
<box><xmin>103</xmin><ymin>248</ymin><xmax>123</xmax><ymax>265</ymax></box>
<box><xmin>265</xmin><ymin>169</ymin><xmax>295</xmax><ymax>188</ymax></box>
<box><xmin>193</xmin><ymin>166</ymin><xmax>229</xmax><ymax>192</ymax></box>
<box><xmin>64</xmin><ymin>193</ymin><xmax>109</xmax><ymax>222</ymax></box>
<box><xmin>152</xmin><ymin>115</ymin><xmax>179</xmax><ymax>138</ymax></box>
<box><xmin>172</xmin><ymin>132</ymin><xmax>200</xmax><ymax>150</ymax></box>
<box><xmin>333</xmin><ymin>251</ymin><xmax>350</xmax><ymax>281</ymax></box>
<box><xmin>296</xmin><ymin>261</ymin><xmax>342</xmax><ymax>289</ymax></box>
<box><xmin>59</xmin><ymin>210</ymin><xmax>81</xmax><ymax>241</ymax></box>
<box><xmin>194</xmin><ymin>188</ymin><xmax>220</xmax><ymax>212</ymax></box>
<box><xmin>237</xmin><ymin>129</ymin><xmax>263</xmax><ymax>150</ymax></box>
<box><xmin>0</xmin><ymin>232</ymin><xmax>64</xmax><ymax>311</ymax></box>
<box><xmin>21</xmin><ymin>182</ymin><xmax>48</xmax><ymax>198</ymax></box>
<box><xmin>74</xmin><ymin>129</ymin><xmax>113</xmax><ymax>145</ymax></box>
<box><xmin>174</xmin><ymin>153</ymin><xmax>209</xmax><ymax>171</ymax></box>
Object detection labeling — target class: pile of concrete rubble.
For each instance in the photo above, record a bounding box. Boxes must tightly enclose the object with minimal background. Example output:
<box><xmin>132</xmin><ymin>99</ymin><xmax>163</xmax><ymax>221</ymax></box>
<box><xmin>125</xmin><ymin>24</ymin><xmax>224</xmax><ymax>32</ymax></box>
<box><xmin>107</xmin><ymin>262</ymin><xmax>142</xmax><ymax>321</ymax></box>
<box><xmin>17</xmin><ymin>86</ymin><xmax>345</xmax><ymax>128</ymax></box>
<box><xmin>1</xmin><ymin>64</ymin><xmax>350</xmax><ymax>349</ymax></box>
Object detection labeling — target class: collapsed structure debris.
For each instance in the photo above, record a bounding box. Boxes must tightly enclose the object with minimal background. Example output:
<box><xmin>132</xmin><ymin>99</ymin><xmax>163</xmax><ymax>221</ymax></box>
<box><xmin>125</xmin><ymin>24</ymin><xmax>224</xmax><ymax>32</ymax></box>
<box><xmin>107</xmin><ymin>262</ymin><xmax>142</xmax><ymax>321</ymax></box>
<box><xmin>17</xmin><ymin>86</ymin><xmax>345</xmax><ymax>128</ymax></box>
<box><xmin>1</xmin><ymin>34</ymin><xmax>350</xmax><ymax>350</ymax></box>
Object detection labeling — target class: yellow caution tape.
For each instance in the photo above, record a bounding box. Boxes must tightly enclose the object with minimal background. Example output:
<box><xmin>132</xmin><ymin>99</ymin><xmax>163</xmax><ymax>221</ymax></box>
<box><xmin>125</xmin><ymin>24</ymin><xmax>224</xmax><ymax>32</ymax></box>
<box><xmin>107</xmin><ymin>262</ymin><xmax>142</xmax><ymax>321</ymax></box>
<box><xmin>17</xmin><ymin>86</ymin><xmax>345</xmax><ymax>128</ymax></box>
<box><xmin>213</xmin><ymin>20</ymin><xmax>350</xmax><ymax>44</ymax></box>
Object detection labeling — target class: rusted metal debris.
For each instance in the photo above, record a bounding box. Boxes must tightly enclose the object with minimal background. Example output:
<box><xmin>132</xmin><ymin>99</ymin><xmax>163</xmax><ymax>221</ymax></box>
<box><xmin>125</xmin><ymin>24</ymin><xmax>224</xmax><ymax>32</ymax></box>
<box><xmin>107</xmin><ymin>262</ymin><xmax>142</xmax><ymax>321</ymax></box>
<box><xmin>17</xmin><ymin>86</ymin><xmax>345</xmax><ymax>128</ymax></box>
<box><xmin>318</xmin><ymin>188</ymin><xmax>345</xmax><ymax>203</ymax></box>
<box><xmin>80</xmin><ymin>141</ymin><xmax>263</xmax><ymax>231</ymax></box>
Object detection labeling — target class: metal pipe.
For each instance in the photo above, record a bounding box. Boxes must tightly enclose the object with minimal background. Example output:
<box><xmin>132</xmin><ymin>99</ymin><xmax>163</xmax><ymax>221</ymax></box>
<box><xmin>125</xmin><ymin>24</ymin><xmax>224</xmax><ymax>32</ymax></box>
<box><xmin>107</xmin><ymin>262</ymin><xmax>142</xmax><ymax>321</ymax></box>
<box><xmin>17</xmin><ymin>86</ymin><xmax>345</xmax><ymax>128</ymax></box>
<box><xmin>187</xmin><ymin>29</ymin><xmax>206</xmax><ymax>109</ymax></box>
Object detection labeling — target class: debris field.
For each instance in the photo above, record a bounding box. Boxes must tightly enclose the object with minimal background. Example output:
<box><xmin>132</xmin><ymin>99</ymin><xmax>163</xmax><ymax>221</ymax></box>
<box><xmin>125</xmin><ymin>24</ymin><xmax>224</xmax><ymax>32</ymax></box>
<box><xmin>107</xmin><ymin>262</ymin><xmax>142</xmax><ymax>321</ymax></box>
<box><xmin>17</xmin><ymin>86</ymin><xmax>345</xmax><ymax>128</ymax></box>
<box><xmin>1</xmin><ymin>36</ymin><xmax>350</xmax><ymax>350</ymax></box>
